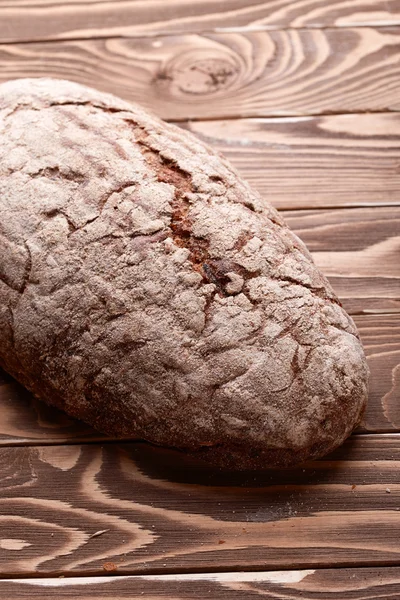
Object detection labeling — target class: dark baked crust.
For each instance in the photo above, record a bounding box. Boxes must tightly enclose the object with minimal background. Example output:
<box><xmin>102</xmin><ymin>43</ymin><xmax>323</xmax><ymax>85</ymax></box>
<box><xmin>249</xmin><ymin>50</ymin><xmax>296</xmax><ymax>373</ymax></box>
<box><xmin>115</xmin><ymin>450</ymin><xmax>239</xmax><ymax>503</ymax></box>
<box><xmin>0</xmin><ymin>78</ymin><xmax>369</xmax><ymax>469</ymax></box>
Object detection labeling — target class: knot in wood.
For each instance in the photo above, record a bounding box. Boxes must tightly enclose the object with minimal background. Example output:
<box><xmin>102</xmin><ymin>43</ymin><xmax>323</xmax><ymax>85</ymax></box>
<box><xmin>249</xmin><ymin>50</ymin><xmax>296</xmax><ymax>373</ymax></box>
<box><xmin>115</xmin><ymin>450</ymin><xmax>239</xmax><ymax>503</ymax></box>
<box><xmin>157</xmin><ymin>53</ymin><xmax>239</xmax><ymax>96</ymax></box>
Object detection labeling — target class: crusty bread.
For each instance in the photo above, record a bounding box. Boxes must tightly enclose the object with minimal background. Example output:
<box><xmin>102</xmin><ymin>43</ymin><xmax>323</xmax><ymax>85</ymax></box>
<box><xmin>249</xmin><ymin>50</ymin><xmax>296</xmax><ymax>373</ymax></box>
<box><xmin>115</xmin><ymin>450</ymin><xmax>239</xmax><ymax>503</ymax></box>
<box><xmin>0</xmin><ymin>78</ymin><xmax>368</xmax><ymax>469</ymax></box>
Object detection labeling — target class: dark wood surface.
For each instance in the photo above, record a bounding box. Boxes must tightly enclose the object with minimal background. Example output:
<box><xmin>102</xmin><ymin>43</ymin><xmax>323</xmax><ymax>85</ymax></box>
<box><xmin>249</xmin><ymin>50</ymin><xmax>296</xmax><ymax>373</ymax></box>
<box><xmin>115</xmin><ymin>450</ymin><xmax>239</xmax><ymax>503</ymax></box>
<box><xmin>0</xmin><ymin>1</ymin><xmax>399</xmax><ymax>597</ymax></box>
<box><xmin>0</xmin><ymin>435</ymin><xmax>399</xmax><ymax>577</ymax></box>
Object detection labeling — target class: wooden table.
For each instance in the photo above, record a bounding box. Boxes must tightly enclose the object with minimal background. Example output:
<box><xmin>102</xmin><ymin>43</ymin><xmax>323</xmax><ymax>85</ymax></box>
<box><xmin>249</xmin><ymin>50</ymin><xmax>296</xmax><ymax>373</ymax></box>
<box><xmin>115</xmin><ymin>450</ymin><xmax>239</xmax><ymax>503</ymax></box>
<box><xmin>0</xmin><ymin>2</ymin><xmax>399</xmax><ymax>598</ymax></box>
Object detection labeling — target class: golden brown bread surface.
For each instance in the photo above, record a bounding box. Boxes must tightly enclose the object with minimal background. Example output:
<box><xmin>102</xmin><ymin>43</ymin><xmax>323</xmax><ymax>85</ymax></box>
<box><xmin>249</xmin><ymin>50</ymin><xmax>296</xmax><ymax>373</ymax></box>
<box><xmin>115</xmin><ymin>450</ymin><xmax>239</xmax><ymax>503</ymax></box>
<box><xmin>0</xmin><ymin>78</ymin><xmax>368</xmax><ymax>469</ymax></box>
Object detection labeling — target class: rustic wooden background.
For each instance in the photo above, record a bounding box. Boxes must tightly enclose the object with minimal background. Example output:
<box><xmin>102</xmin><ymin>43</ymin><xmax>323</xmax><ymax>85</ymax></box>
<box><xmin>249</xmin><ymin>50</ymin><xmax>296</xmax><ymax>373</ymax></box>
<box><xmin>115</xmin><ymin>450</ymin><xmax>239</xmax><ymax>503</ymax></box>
<box><xmin>0</xmin><ymin>1</ymin><xmax>399</xmax><ymax>598</ymax></box>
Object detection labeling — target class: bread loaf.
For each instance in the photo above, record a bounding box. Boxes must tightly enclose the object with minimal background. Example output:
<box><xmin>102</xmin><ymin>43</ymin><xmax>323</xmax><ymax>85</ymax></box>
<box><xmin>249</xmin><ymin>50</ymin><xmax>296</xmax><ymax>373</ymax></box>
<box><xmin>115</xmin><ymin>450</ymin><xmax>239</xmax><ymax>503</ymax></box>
<box><xmin>0</xmin><ymin>79</ymin><xmax>368</xmax><ymax>469</ymax></box>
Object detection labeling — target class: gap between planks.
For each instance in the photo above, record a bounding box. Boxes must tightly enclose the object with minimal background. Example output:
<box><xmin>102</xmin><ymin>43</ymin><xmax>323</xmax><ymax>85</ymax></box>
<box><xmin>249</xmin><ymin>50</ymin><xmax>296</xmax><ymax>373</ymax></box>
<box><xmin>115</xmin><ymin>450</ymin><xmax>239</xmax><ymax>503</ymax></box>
<box><xmin>0</xmin><ymin>430</ymin><xmax>398</xmax><ymax>450</ymax></box>
<box><xmin>1</xmin><ymin>562</ymin><xmax>400</xmax><ymax>581</ymax></box>
<box><xmin>172</xmin><ymin>109</ymin><xmax>400</xmax><ymax>123</ymax></box>
<box><xmin>0</xmin><ymin>559</ymin><xmax>400</xmax><ymax>580</ymax></box>
<box><xmin>278</xmin><ymin>206</ymin><xmax>400</xmax><ymax>213</ymax></box>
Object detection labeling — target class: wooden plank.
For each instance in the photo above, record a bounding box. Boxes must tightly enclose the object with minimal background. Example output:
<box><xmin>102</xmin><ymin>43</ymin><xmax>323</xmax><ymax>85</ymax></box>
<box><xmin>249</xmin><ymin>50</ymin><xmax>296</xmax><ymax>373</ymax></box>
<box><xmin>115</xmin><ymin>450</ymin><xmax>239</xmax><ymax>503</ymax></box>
<box><xmin>283</xmin><ymin>207</ymin><xmax>400</xmax><ymax>313</ymax></box>
<box><xmin>357</xmin><ymin>315</ymin><xmax>400</xmax><ymax>433</ymax></box>
<box><xmin>0</xmin><ymin>314</ymin><xmax>398</xmax><ymax>446</ymax></box>
<box><xmin>0</xmin><ymin>435</ymin><xmax>398</xmax><ymax>575</ymax></box>
<box><xmin>187</xmin><ymin>115</ymin><xmax>400</xmax><ymax>209</ymax></box>
<box><xmin>0</xmin><ymin>28</ymin><xmax>400</xmax><ymax>119</ymax></box>
<box><xmin>0</xmin><ymin>1</ymin><xmax>400</xmax><ymax>43</ymax></box>
<box><xmin>2</xmin><ymin>567</ymin><xmax>400</xmax><ymax>599</ymax></box>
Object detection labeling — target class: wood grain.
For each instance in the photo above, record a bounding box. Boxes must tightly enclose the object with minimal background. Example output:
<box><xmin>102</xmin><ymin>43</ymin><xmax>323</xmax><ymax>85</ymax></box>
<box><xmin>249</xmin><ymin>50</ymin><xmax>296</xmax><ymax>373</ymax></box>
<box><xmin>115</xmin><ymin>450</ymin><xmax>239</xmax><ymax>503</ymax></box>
<box><xmin>1</xmin><ymin>1</ymin><xmax>400</xmax><ymax>43</ymax></box>
<box><xmin>1</xmin><ymin>28</ymin><xmax>400</xmax><ymax>119</ymax></box>
<box><xmin>0</xmin><ymin>0</ymin><xmax>398</xmax><ymax>591</ymax></box>
<box><xmin>0</xmin><ymin>435</ymin><xmax>399</xmax><ymax>575</ymax></box>
<box><xmin>187</xmin><ymin>115</ymin><xmax>400</xmax><ymax>209</ymax></box>
<box><xmin>2</xmin><ymin>567</ymin><xmax>400</xmax><ymax>600</ymax></box>
<box><xmin>357</xmin><ymin>315</ymin><xmax>400</xmax><ymax>432</ymax></box>
<box><xmin>283</xmin><ymin>207</ymin><xmax>400</xmax><ymax>313</ymax></box>
<box><xmin>0</xmin><ymin>316</ymin><xmax>398</xmax><ymax>446</ymax></box>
